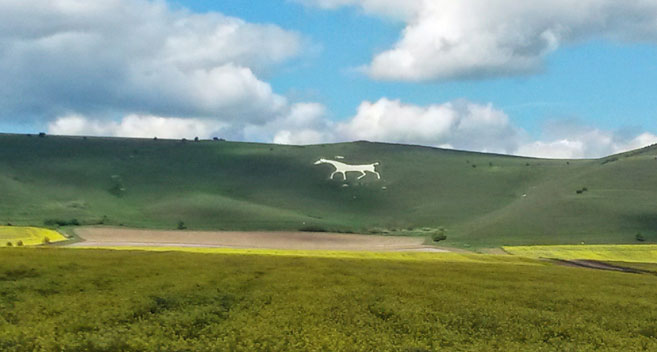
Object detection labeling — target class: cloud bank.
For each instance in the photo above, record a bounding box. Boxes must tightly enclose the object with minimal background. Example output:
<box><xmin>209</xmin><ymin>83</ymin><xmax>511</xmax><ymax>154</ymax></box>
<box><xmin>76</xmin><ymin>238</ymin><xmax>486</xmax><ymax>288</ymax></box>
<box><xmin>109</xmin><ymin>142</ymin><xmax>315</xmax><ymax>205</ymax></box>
<box><xmin>297</xmin><ymin>0</ymin><xmax>657</xmax><ymax>81</ymax></box>
<box><xmin>0</xmin><ymin>0</ymin><xmax>302</xmax><ymax>122</ymax></box>
<box><xmin>49</xmin><ymin>98</ymin><xmax>657</xmax><ymax>159</ymax></box>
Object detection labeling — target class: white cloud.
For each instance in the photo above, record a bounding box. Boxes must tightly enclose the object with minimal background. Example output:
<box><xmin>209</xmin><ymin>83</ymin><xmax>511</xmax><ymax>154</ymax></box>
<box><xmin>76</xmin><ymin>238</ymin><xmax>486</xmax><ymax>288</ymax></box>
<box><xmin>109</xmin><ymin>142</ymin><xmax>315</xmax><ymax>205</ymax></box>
<box><xmin>0</xmin><ymin>0</ymin><xmax>302</xmax><ymax>121</ymax></box>
<box><xmin>48</xmin><ymin>114</ymin><xmax>227</xmax><ymax>139</ymax></box>
<box><xmin>336</xmin><ymin>98</ymin><xmax>522</xmax><ymax>154</ymax></box>
<box><xmin>48</xmin><ymin>99</ymin><xmax>657</xmax><ymax>159</ymax></box>
<box><xmin>244</xmin><ymin>103</ymin><xmax>336</xmax><ymax>145</ymax></box>
<box><xmin>516</xmin><ymin>130</ymin><xmax>657</xmax><ymax>159</ymax></box>
<box><xmin>298</xmin><ymin>0</ymin><xmax>657</xmax><ymax>81</ymax></box>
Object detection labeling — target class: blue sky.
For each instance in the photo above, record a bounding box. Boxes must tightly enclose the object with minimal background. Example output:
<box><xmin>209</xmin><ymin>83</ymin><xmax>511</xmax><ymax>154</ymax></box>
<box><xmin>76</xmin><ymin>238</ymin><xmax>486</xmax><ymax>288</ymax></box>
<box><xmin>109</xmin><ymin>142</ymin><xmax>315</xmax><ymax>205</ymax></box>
<box><xmin>2</xmin><ymin>0</ymin><xmax>657</xmax><ymax>158</ymax></box>
<box><xmin>183</xmin><ymin>0</ymin><xmax>657</xmax><ymax>135</ymax></box>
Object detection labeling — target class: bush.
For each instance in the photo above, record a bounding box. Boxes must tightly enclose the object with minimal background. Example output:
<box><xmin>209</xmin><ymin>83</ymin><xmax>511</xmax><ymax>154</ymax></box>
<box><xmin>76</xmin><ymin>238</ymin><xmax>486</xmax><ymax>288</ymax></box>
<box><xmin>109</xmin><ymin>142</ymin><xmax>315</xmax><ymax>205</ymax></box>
<box><xmin>16</xmin><ymin>240</ymin><xmax>23</xmax><ymax>247</ymax></box>
<box><xmin>299</xmin><ymin>225</ymin><xmax>327</xmax><ymax>232</ymax></box>
<box><xmin>431</xmin><ymin>228</ymin><xmax>447</xmax><ymax>243</ymax></box>
<box><xmin>98</xmin><ymin>215</ymin><xmax>109</xmax><ymax>225</ymax></box>
<box><xmin>177</xmin><ymin>221</ymin><xmax>187</xmax><ymax>230</ymax></box>
<box><xmin>42</xmin><ymin>237</ymin><xmax>51</xmax><ymax>245</ymax></box>
<box><xmin>6</xmin><ymin>241</ymin><xmax>12</xmax><ymax>247</ymax></box>
<box><xmin>636</xmin><ymin>233</ymin><xmax>646</xmax><ymax>242</ymax></box>
<box><xmin>44</xmin><ymin>219</ymin><xmax>81</xmax><ymax>227</ymax></box>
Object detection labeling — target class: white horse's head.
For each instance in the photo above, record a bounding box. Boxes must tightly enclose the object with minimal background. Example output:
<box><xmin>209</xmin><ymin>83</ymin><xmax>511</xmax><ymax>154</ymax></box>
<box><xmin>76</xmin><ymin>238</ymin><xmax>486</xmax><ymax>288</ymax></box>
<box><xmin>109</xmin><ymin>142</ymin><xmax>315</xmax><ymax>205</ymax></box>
<box><xmin>314</xmin><ymin>158</ymin><xmax>327</xmax><ymax>165</ymax></box>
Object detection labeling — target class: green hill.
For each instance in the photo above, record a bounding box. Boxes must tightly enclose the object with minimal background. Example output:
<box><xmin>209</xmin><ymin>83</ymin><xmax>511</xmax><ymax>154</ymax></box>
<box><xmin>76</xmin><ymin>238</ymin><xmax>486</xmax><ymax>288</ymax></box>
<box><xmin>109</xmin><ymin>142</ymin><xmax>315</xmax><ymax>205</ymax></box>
<box><xmin>1</xmin><ymin>133</ymin><xmax>656</xmax><ymax>247</ymax></box>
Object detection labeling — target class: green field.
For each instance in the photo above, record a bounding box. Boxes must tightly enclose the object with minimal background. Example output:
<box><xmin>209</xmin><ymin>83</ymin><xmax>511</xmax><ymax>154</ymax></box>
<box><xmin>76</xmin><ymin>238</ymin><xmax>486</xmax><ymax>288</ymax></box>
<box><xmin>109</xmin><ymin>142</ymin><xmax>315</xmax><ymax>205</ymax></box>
<box><xmin>1</xmin><ymin>248</ymin><xmax>656</xmax><ymax>351</ymax></box>
<box><xmin>1</xmin><ymin>133</ymin><xmax>657</xmax><ymax>248</ymax></box>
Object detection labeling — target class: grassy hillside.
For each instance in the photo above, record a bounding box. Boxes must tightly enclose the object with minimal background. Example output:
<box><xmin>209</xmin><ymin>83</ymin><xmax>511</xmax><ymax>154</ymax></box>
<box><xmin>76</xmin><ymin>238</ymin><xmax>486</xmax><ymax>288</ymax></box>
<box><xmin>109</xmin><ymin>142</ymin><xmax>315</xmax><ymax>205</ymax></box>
<box><xmin>1</xmin><ymin>133</ymin><xmax>656</xmax><ymax>247</ymax></box>
<box><xmin>1</xmin><ymin>248</ymin><xmax>656</xmax><ymax>351</ymax></box>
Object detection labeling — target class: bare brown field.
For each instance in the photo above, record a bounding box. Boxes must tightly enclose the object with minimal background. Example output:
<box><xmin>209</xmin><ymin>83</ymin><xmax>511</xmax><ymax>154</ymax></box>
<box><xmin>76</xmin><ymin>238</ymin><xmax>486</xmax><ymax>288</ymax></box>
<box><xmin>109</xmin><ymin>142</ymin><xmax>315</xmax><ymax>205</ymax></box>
<box><xmin>71</xmin><ymin>227</ymin><xmax>447</xmax><ymax>252</ymax></box>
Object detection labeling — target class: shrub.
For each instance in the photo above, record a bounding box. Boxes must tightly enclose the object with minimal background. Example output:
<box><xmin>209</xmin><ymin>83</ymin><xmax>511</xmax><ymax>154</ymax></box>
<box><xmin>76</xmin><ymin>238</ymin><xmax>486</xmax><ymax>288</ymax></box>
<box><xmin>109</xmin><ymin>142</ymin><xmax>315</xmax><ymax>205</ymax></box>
<box><xmin>576</xmin><ymin>190</ymin><xmax>583</xmax><ymax>194</ymax></box>
<box><xmin>431</xmin><ymin>228</ymin><xmax>447</xmax><ymax>243</ymax></box>
<box><xmin>16</xmin><ymin>240</ymin><xmax>23</xmax><ymax>247</ymax></box>
<box><xmin>38</xmin><ymin>132</ymin><xmax>46</xmax><ymax>137</ymax></box>
<box><xmin>636</xmin><ymin>233</ymin><xmax>646</xmax><ymax>242</ymax></box>
<box><xmin>177</xmin><ymin>221</ymin><xmax>186</xmax><ymax>230</ymax></box>
<box><xmin>6</xmin><ymin>241</ymin><xmax>12</xmax><ymax>247</ymax></box>
<box><xmin>42</xmin><ymin>237</ymin><xmax>51</xmax><ymax>245</ymax></box>
<box><xmin>299</xmin><ymin>225</ymin><xmax>327</xmax><ymax>232</ymax></box>
<box><xmin>44</xmin><ymin>219</ymin><xmax>81</xmax><ymax>227</ymax></box>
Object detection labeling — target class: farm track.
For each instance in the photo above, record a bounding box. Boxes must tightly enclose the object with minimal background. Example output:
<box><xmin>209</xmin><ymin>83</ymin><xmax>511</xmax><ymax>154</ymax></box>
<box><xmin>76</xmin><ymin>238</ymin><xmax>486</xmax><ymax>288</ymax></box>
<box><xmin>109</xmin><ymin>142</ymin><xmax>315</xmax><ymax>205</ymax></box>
<box><xmin>70</xmin><ymin>227</ymin><xmax>448</xmax><ymax>252</ymax></box>
<box><xmin>551</xmin><ymin>259</ymin><xmax>655</xmax><ymax>274</ymax></box>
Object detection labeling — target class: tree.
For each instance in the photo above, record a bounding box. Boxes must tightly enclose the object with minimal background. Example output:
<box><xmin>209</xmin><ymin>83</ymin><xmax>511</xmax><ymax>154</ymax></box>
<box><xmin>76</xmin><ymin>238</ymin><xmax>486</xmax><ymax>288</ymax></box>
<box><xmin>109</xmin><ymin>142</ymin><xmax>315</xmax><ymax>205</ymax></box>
<box><xmin>636</xmin><ymin>233</ymin><xmax>646</xmax><ymax>242</ymax></box>
<box><xmin>177</xmin><ymin>221</ymin><xmax>186</xmax><ymax>230</ymax></box>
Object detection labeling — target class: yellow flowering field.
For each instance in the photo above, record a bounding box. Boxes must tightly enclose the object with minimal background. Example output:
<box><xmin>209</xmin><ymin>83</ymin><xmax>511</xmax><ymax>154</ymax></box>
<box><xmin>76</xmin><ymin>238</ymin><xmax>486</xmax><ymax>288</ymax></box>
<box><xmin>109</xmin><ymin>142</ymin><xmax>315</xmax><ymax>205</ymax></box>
<box><xmin>504</xmin><ymin>244</ymin><xmax>657</xmax><ymax>263</ymax></box>
<box><xmin>73</xmin><ymin>245</ymin><xmax>543</xmax><ymax>265</ymax></box>
<box><xmin>0</xmin><ymin>226</ymin><xmax>67</xmax><ymax>246</ymax></box>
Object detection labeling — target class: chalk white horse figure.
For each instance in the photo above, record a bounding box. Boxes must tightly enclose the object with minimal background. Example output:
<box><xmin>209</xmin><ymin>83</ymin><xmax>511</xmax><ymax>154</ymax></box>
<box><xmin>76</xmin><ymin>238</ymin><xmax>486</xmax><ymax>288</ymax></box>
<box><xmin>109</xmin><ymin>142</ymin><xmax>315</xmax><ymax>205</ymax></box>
<box><xmin>314</xmin><ymin>158</ymin><xmax>381</xmax><ymax>180</ymax></box>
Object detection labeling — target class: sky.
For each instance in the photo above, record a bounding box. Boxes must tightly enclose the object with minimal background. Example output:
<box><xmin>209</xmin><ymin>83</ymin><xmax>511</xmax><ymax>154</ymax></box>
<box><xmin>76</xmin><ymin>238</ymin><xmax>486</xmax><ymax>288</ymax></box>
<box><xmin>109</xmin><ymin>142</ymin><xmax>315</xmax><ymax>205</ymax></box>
<box><xmin>2</xmin><ymin>0</ymin><xmax>657</xmax><ymax>158</ymax></box>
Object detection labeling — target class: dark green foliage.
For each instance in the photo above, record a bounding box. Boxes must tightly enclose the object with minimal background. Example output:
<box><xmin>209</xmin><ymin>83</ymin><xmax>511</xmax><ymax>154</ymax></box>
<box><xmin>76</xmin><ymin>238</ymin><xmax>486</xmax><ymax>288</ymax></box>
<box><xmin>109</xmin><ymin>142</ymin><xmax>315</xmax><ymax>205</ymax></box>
<box><xmin>299</xmin><ymin>225</ymin><xmax>328</xmax><ymax>232</ymax></box>
<box><xmin>431</xmin><ymin>228</ymin><xmax>447</xmax><ymax>242</ymax></box>
<box><xmin>5</xmin><ymin>241</ymin><xmax>11</xmax><ymax>247</ymax></box>
<box><xmin>43</xmin><ymin>219</ymin><xmax>80</xmax><ymax>227</ymax></box>
<box><xmin>16</xmin><ymin>240</ymin><xmax>23</xmax><ymax>247</ymax></box>
<box><xmin>98</xmin><ymin>215</ymin><xmax>109</xmax><ymax>225</ymax></box>
<box><xmin>1</xmin><ymin>249</ymin><xmax>657</xmax><ymax>351</ymax></box>
<box><xmin>636</xmin><ymin>233</ymin><xmax>646</xmax><ymax>242</ymax></box>
<box><xmin>177</xmin><ymin>221</ymin><xmax>186</xmax><ymax>230</ymax></box>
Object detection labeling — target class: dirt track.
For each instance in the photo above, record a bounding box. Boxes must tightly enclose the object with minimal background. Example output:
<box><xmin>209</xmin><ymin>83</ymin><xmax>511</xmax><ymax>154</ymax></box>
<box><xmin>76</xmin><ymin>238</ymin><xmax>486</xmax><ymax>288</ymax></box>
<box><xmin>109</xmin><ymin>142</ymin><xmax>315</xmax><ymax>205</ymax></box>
<box><xmin>551</xmin><ymin>259</ymin><xmax>652</xmax><ymax>274</ymax></box>
<box><xmin>71</xmin><ymin>227</ymin><xmax>448</xmax><ymax>252</ymax></box>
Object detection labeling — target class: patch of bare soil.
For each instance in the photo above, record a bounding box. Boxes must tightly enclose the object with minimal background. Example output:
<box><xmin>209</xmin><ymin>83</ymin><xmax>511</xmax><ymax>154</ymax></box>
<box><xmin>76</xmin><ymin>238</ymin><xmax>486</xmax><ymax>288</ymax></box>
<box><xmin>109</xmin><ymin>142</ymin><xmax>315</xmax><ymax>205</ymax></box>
<box><xmin>70</xmin><ymin>227</ymin><xmax>449</xmax><ymax>252</ymax></box>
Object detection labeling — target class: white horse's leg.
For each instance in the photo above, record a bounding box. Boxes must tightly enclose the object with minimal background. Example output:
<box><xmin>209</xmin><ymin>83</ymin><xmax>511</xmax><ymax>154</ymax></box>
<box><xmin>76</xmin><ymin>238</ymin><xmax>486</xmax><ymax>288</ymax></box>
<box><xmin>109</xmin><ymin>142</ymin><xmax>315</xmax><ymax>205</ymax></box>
<box><xmin>330</xmin><ymin>171</ymin><xmax>338</xmax><ymax>179</ymax></box>
<box><xmin>373</xmin><ymin>171</ymin><xmax>381</xmax><ymax>179</ymax></box>
<box><xmin>357</xmin><ymin>171</ymin><xmax>367</xmax><ymax>180</ymax></box>
<box><xmin>341</xmin><ymin>171</ymin><xmax>347</xmax><ymax>180</ymax></box>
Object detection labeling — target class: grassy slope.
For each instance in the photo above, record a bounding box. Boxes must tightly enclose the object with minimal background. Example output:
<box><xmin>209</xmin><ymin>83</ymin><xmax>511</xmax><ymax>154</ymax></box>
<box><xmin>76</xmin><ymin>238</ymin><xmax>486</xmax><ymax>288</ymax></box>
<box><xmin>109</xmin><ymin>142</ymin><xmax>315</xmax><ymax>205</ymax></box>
<box><xmin>1</xmin><ymin>249</ymin><xmax>657</xmax><ymax>351</ymax></box>
<box><xmin>1</xmin><ymin>133</ymin><xmax>656</xmax><ymax>247</ymax></box>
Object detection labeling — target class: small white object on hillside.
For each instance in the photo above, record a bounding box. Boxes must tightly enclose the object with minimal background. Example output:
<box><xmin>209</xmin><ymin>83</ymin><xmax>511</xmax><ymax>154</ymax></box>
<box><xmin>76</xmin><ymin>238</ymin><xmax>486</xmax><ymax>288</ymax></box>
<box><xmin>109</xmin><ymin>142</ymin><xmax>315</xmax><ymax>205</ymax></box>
<box><xmin>335</xmin><ymin>156</ymin><xmax>345</xmax><ymax>159</ymax></box>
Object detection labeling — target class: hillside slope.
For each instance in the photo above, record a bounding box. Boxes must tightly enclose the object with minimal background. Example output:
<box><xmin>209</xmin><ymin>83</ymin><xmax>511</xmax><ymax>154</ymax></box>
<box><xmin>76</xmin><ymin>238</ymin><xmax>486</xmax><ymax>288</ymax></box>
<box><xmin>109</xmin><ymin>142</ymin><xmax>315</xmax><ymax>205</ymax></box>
<box><xmin>1</xmin><ymin>133</ymin><xmax>655</xmax><ymax>247</ymax></box>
